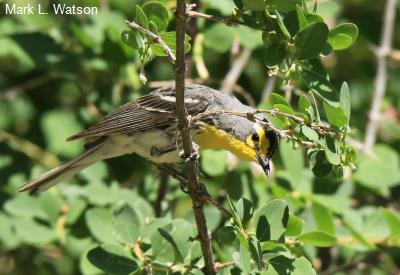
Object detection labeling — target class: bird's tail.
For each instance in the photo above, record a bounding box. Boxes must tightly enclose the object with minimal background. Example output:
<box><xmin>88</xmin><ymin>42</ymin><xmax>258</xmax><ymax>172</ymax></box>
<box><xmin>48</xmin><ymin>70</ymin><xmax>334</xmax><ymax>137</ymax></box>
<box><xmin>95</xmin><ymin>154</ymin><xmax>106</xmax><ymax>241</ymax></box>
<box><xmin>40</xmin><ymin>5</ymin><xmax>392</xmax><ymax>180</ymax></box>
<box><xmin>18</xmin><ymin>140</ymin><xmax>105</xmax><ymax>195</ymax></box>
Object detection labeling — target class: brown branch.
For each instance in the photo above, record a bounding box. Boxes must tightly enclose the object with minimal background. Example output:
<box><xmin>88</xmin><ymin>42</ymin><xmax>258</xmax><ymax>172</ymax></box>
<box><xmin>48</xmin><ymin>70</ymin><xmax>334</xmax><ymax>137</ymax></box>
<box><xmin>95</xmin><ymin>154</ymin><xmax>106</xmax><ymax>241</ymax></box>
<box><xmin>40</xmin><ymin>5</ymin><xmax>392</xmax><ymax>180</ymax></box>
<box><xmin>125</xmin><ymin>20</ymin><xmax>176</xmax><ymax>64</ymax></box>
<box><xmin>175</xmin><ymin>1</ymin><xmax>216</xmax><ymax>274</ymax></box>
<box><xmin>363</xmin><ymin>0</ymin><xmax>397</xmax><ymax>152</ymax></box>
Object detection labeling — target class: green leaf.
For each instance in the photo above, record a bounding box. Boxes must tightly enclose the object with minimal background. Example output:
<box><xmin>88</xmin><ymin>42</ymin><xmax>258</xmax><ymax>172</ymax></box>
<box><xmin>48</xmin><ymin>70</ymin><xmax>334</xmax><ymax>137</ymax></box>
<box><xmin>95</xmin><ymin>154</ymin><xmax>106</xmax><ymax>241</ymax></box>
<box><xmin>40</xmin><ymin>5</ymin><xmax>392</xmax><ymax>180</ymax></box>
<box><xmin>296</xmin><ymin>231</ymin><xmax>337</xmax><ymax>247</ymax></box>
<box><xmin>268</xmin><ymin>255</ymin><xmax>316</xmax><ymax>275</ymax></box>
<box><xmin>142</xmin><ymin>2</ymin><xmax>170</xmax><ymax>32</ymax></box>
<box><xmin>310</xmin><ymin>150</ymin><xmax>333</xmax><ymax>177</ymax></box>
<box><xmin>283</xmin><ymin>11</ymin><xmax>299</xmax><ymax>37</ymax></box>
<box><xmin>301</xmin><ymin>125</ymin><xmax>319</xmax><ymax>141</ymax></box>
<box><xmin>152</xmin><ymin>219</ymin><xmax>193</xmax><ymax>263</ymax></box>
<box><xmin>233</xmin><ymin>245</ymin><xmax>252</xmax><ymax>273</ymax></box>
<box><xmin>381</xmin><ymin>208</ymin><xmax>400</xmax><ymax>238</ymax></box>
<box><xmin>0</xmin><ymin>214</ymin><xmax>20</xmax><ymax>249</ymax></box>
<box><xmin>66</xmin><ymin>197</ymin><xmax>87</xmax><ymax>225</ymax></box>
<box><xmin>340</xmin><ymin>82</ymin><xmax>351</xmax><ymax>122</ymax></box>
<box><xmin>328</xmin><ymin>23</ymin><xmax>358</xmax><ymax>50</ymax></box>
<box><xmin>268</xmin><ymin>255</ymin><xmax>295</xmax><ymax>274</ymax></box>
<box><xmin>121</xmin><ymin>29</ymin><xmax>143</xmax><ymax>49</ymax></box>
<box><xmin>298</xmin><ymin>95</ymin><xmax>314</xmax><ymax>120</ymax></box>
<box><xmin>302</xmin><ymin>69</ymin><xmax>336</xmax><ymax>104</ymax></box>
<box><xmin>87</xmin><ymin>244</ymin><xmax>138</xmax><ymax>275</ymax></box>
<box><xmin>342</xmin><ymin>219</ymin><xmax>375</xmax><ymax>249</ymax></box>
<box><xmin>275</xmin><ymin>11</ymin><xmax>291</xmax><ymax>38</ymax></box>
<box><xmin>304</xmin><ymin>13</ymin><xmax>323</xmax><ymax>24</ymax></box>
<box><xmin>270</xmin><ymin>93</ymin><xmax>290</xmax><ymax>107</ymax></box>
<box><xmin>38</xmin><ymin>192</ymin><xmax>62</xmax><ymax>224</ymax></box>
<box><xmin>312</xmin><ymin>203</ymin><xmax>335</xmax><ymax>235</ymax></box>
<box><xmin>4</xmin><ymin>195</ymin><xmax>49</xmax><ymax>221</ymax></box>
<box><xmin>296</xmin><ymin>4</ymin><xmax>308</xmax><ymax>30</ymax></box>
<box><xmin>248</xmin><ymin>236</ymin><xmax>263</xmax><ymax>270</ymax></box>
<box><xmin>323</xmin><ymin>136</ymin><xmax>340</xmax><ymax>165</ymax></box>
<box><xmin>292</xmin><ymin>257</ymin><xmax>317</xmax><ymax>275</ymax></box>
<box><xmin>280</xmin><ymin>140</ymin><xmax>304</xmax><ymax>180</ymax></box>
<box><xmin>263</xmin><ymin>43</ymin><xmax>286</xmax><ymax>67</ymax></box>
<box><xmin>41</xmin><ymin>110</ymin><xmax>84</xmax><ymax>157</ymax></box>
<box><xmin>243</xmin><ymin>0</ymin><xmax>266</xmax><ymax>11</ymax></box>
<box><xmin>256</xmin><ymin>199</ymin><xmax>289</xmax><ymax>241</ymax></box>
<box><xmin>150</xmin><ymin>32</ymin><xmax>191</xmax><ymax>56</ymax></box>
<box><xmin>285</xmin><ymin>214</ymin><xmax>303</xmax><ymax>236</ymax></box>
<box><xmin>85</xmin><ymin>208</ymin><xmax>115</xmax><ymax>243</ymax></box>
<box><xmin>234</xmin><ymin>0</ymin><xmax>244</xmax><ymax>9</ymax></box>
<box><xmin>274</xmin><ymin>104</ymin><xmax>295</xmax><ymax>115</ymax></box>
<box><xmin>236</xmin><ymin>25</ymin><xmax>263</xmax><ymax>49</ymax></box>
<box><xmin>157</xmin><ymin>228</ymin><xmax>184</xmax><ymax>263</ymax></box>
<box><xmin>203</xmin><ymin>24</ymin><xmax>234</xmax><ymax>53</ymax></box>
<box><xmin>295</xmin><ymin>22</ymin><xmax>329</xmax><ymax>59</ymax></box>
<box><xmin>354</xmin><ymin>145</ymin><xmax>400</xmax><ymax>195</ymax></box>
<box><xmin>201</xmin><ymin>150</ymin><xmax>227</xmax><ymax>177</ymax></box>
<box><xmin>112</xmin><ymin>201</ymin><xmax>141</xmax><ymax>245</ymax></box>
<box><xmin>148</xmin><ymin>21</ymin><xmax>158</xmax><ymax>35</ymax></box>
<box><xmin>323</xmin><ymin>101</ymin><xmax>348</xmax><ymax>128</ymax></box>
<box><xmin>135</xmin><ymin>5</ymin><xmax>148</xmax><ymax>29</ymax></box>
<box><xmin>236</xmin><ymin>198</ymin><xmax>254</xmax><ymax>227</ymax></box>
<box><xmin>14</xmin><ymin>218</ymin><xmax>55</xmax><ymax>244</ymax></box>
<box><xmin>217</xmin><ymin>226</ymin><xmax>237</xmax><ymax>243</ymax></box>
<box><xmin>266</xmin><ymin>0</ymin><xmax>301</xmax><ymax>13</ymax></box>
<box><xmin>256</xmin><ymin>215</ymin><xmax>271</xmax><ymax>241</ymax></box>
<box><xmin>227</xmin><ymin>195</ymin><xmax>242</xmax><ymax>227</ymax></box>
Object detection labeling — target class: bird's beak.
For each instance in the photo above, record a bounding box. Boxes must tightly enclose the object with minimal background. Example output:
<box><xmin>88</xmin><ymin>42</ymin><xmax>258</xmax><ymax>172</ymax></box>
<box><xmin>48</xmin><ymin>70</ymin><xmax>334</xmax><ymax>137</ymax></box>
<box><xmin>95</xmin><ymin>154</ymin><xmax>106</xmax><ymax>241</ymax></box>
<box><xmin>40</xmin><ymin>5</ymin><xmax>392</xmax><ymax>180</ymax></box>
<box><xmin>256</xmin><ymin>150</ymin><xmax>271</xmax><ymax>177</ymax></box>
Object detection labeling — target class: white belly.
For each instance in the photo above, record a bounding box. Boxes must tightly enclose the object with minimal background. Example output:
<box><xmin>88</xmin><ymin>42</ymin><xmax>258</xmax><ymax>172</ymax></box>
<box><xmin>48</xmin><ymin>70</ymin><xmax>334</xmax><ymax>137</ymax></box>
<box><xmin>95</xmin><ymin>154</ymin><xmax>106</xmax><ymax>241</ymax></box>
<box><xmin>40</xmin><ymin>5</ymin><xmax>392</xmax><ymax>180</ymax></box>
<box><xmin>98</xmin><ymin>130</ymin><xmax>180</xmax><ymax>164</ymax></box>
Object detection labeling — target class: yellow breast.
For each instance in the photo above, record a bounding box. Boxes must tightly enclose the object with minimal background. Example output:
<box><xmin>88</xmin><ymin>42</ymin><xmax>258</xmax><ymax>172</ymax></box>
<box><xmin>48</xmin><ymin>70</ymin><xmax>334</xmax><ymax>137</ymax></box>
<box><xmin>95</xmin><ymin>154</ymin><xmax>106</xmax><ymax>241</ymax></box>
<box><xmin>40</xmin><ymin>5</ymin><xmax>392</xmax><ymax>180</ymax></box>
<box><xmin>193</xmin><ymin>125</ymin><xmax>256</xmax><ymax>162</ymax></box>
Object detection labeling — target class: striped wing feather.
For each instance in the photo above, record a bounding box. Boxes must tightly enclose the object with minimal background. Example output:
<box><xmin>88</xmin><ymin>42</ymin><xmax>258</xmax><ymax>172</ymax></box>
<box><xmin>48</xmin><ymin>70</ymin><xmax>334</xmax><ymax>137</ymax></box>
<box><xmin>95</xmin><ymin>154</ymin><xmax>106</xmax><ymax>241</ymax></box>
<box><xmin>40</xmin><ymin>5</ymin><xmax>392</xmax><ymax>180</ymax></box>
<box><xmin>67</xmin><ymin>89</ymin><xmax>207</xmax><ymax>141</ymax></box>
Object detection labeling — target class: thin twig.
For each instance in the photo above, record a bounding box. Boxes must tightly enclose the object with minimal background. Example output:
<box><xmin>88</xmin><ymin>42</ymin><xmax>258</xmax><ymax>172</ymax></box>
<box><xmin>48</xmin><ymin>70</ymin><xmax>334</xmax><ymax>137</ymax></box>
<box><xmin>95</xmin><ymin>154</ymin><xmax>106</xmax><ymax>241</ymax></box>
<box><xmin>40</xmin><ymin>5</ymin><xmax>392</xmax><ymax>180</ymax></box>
<box><xmin>363</xmin><ymin>0</ymin><xmax>397</xmax><ymax>152</ymax></box>
<box><xmin>261</xmin><ymin>76</ymin><xmax>276</xmax><ymax>102</ymax></box>
<box><xmin>175</xmin><ymin>1</ymin><xmax>216</xmax><ymax>274</ymax></box>
<box><xmin>231</xmin><ymin>84</ymin><xmax>256</xmax><ymax>107</ymax></box>
<box><xmin>0</xmin><ymin>74</ymin><xmax>58</xmax><ymax>101</ymax></box>
<box><xmin>221</xmin><ymin>49</ymin><xmax>252</xmax><ymax>94</ymax></box>
<box><xmin>214</xmin><ymin>261</ymin><xmax>234</xmax><ymax>272</ymax></box>
<box><xmin>318</xmin><ymin>253</ymin><xmax>378</xmax><ymax>275</ymax></box>
<box><xmin>125</xmin><ymin>20</ymin><xmax>176</xmax><ymax>64</ymax></box>
<box><xmin>0</xmin><ymin>130</ymin><xmax>60</xmax><ymax>168</ymax></box>
<box><xmin>155</xmin><ymin>170</ymin><xmax>169</xmax><ymax>217</ymax></box>
<box><xmin>187</xmin><ymin>6</ymin><xmax>247</xmax><ymax>27</ymax></box>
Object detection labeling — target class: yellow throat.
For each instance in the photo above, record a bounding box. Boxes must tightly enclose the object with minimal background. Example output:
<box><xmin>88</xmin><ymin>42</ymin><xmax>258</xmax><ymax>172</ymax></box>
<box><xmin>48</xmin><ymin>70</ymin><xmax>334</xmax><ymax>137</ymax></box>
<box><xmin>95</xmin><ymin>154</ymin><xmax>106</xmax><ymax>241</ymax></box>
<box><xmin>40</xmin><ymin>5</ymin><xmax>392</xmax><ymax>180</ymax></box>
<box><xmin>194</xmin><ymin>125</ymin><xmax>270</xmax><ymax>162</ymax></box>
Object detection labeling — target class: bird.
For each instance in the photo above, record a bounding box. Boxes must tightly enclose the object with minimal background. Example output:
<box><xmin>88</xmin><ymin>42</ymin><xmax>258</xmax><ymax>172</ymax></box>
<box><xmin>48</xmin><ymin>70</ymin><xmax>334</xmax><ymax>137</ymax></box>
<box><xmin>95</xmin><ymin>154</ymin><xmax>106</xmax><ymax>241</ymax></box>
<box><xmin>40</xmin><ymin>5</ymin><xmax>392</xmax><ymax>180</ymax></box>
<box><xmin>19</xmin><ymin>84</ymin><xmax>279</xmax><ymax>195</ymax></box>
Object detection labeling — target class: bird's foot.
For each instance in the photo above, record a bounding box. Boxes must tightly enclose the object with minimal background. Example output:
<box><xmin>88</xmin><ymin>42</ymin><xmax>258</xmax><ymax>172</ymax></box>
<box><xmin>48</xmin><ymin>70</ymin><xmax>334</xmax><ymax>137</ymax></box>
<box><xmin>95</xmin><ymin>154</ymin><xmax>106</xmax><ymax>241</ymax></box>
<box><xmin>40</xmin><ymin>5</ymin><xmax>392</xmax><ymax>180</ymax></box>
<box><xmin>178</xmin><ymin>142</ymin><xmax>200</xmax><ymax>162</ymax></box>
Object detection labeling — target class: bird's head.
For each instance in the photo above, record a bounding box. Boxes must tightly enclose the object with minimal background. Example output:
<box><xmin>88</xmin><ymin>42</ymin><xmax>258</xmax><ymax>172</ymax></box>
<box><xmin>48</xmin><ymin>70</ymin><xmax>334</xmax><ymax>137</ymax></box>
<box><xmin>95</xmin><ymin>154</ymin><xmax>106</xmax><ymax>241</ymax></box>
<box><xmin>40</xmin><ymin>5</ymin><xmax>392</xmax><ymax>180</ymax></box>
<box><xmin>195</xmin><ymin>117</ymin><xmax>279</xmax><ymax>177</ymax></box>
<box><xmin>243</xmin><ymin>122</ymin><xmax>279</xmax><ymax>176</ymax></box>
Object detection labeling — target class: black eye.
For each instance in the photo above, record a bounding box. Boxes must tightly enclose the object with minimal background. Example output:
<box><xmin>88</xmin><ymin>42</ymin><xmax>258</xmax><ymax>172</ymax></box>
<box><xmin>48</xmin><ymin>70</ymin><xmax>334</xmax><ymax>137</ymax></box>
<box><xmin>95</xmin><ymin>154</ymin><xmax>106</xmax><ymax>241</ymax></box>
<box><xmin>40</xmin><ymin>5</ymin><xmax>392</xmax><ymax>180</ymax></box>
<box><xmin>251</xmin><ymin>133</ymin><xmax>259</xmax><ymax>142</ymax></box>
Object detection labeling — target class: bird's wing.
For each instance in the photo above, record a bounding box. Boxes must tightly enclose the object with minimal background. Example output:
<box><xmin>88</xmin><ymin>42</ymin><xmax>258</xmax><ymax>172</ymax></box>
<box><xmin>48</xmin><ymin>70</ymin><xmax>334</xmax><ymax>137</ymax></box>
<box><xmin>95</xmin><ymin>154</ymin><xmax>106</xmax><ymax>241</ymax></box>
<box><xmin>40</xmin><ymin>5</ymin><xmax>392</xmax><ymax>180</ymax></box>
<box><xmin>67</xmin><ymin>87</ymin><xmax>208</xmax><ymax>141</ymax></box>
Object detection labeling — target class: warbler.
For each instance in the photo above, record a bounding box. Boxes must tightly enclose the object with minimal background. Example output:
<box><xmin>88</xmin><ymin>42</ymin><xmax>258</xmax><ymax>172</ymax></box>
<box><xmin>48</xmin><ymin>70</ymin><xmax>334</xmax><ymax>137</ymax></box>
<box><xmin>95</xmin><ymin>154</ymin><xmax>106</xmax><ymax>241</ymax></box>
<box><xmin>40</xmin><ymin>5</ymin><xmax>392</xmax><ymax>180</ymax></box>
<box><xmin>19</xmin><ymin>84</ymin><xmax>279</xmax><ymax>195</ymax></box>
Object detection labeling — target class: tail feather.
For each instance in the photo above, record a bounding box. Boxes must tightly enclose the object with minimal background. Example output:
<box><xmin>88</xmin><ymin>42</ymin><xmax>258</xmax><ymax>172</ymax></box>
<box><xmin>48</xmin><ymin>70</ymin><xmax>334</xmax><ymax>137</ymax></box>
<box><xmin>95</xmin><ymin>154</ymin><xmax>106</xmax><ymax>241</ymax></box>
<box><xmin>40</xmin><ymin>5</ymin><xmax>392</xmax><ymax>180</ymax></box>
<box><xmin>19</xmin><ymin>140</ymin><xmax>104</xmax><ymax>195</ymax></box>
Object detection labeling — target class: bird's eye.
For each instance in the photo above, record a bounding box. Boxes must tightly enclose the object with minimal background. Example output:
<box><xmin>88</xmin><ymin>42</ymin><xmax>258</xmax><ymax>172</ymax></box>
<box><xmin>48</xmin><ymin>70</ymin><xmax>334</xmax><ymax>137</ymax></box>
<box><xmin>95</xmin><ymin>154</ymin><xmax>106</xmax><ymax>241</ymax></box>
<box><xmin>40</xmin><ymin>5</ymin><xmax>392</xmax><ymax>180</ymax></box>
<box><xmin>251</xmin><ymin>133</ymin><xmax>260</xmax><ymax>142</ymax></box>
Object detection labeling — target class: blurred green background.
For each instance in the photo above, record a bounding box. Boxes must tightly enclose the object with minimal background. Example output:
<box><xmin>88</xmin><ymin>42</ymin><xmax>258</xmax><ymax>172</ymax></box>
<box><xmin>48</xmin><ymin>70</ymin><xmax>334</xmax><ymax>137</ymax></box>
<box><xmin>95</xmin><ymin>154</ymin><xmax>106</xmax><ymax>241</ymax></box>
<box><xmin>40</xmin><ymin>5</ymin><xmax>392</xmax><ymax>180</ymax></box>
<box><xmin>0</xmin><ymin>0</ymin><xmax>400</xmax><ymax>274</ymax></box>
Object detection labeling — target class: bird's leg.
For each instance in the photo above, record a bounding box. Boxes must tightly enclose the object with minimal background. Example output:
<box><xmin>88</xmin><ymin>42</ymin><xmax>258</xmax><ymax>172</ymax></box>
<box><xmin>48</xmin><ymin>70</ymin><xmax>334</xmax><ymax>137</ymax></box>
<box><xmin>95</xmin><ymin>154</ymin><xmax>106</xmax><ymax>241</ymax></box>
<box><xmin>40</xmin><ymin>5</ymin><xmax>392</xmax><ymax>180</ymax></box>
<box><xmin>175</xmin><ymin>129</ymin><xmax>200</xmax><ymax>162</ymax></box>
